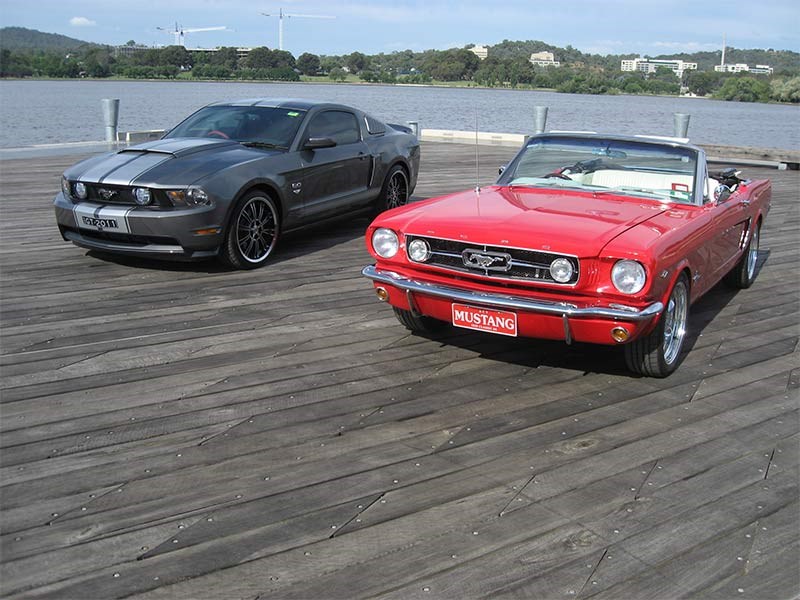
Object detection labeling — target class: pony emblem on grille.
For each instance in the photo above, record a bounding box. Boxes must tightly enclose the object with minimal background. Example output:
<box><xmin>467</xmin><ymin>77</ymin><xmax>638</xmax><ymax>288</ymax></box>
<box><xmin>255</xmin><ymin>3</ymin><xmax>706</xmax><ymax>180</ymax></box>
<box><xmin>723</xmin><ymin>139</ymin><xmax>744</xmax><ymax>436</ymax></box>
<box><xmin>462</xmin><ymin>249</ymin><xmax>512</xmax><ymax>272</ymax></box>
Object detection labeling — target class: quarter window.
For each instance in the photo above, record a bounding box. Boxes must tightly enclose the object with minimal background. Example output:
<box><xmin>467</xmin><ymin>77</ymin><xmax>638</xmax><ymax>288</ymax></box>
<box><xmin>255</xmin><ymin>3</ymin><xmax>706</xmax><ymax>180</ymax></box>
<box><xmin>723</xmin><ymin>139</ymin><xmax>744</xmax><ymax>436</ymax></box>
<box><xmin>306</xmin><ymin>111</ymin><xmax>361</xmax><ymax>145</ymax></box>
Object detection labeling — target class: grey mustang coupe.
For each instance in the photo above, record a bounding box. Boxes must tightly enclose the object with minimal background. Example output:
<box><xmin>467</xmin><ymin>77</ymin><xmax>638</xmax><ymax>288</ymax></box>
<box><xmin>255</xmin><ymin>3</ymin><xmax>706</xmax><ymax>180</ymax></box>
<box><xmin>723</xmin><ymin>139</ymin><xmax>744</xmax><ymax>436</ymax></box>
<box><xmin>54</xmin><ymin>99</ymin><xmax>420</xmax><ymax>268</ymax></box>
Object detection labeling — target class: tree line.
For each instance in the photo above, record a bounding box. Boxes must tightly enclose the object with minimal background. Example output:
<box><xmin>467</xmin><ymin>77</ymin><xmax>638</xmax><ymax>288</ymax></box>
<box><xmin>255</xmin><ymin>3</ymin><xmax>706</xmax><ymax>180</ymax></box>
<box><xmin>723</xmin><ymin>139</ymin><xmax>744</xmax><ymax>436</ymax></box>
<box><xmin>1</xmin><ymin>42</ymin><xmax>798</xmax><ymax>103</ymax></box>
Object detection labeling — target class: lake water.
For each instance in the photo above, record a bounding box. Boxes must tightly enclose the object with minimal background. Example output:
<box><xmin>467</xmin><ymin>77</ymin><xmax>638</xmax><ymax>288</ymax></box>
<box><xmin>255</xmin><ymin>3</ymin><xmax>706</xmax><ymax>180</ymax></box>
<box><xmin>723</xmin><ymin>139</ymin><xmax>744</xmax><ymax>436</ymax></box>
<box><xmin>0</xmin><ymin>80</ymin><xmax>798</xmax><ymax>150</ymax></box>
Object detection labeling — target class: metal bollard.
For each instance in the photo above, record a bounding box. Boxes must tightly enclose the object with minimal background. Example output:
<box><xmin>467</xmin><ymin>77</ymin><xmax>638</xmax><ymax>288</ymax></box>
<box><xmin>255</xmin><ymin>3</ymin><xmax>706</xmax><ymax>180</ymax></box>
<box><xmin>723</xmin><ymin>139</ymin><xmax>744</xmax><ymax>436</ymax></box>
<box><xmin>406</xmin><ymin>120</ymin><xmax>419</xmax><ymax>138</ymax></box>
<box><xmin>102</xmin><ymin>99</ymin><xmax>120</xmax><ymax>143</ymax></box>
<box><xmin>673</xmin><ymin>113</ymin><xmax>690</xmax><ymax>138</ymax></box>
<box><xmin>533</xmin><ymin>106</ymin><xmax>548</xmax><ymax>134</ymax></box>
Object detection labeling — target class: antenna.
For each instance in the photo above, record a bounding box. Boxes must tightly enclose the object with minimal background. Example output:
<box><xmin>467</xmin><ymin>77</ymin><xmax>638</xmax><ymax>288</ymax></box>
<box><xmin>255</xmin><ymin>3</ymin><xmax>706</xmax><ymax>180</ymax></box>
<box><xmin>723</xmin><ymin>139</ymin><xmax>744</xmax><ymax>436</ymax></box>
<box><xmin>475</xmin><ymin>109</ymin><xmax>480</xmax><ymax>195</ymax></box>
<box><xmin>261</xmin><ymin>8</ymin><xmax>335</xmax><ymax>51</ymax></box>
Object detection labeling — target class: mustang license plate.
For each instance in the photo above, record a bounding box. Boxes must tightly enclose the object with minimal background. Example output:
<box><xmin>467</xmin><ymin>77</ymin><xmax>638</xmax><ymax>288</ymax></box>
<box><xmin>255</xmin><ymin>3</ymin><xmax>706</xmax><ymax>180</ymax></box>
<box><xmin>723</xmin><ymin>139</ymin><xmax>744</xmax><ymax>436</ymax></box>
<box><xmin>73</xmin><ymin>203</ymin><xmax>131</xmax><ymax>233</ymax></box>
<box><xmin>451</xmin><ymin>303</ymin><xmax>517</xmax><ymax>337</ymax></box>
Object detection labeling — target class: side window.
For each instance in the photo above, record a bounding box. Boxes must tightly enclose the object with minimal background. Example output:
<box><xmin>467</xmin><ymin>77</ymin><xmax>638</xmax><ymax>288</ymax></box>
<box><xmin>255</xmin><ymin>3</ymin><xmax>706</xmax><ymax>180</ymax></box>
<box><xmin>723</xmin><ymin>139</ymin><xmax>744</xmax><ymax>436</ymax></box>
<box><xmin>306</xmin><ymin>111</ymin><xmax>361</xmax><ymax>146</ymax></box>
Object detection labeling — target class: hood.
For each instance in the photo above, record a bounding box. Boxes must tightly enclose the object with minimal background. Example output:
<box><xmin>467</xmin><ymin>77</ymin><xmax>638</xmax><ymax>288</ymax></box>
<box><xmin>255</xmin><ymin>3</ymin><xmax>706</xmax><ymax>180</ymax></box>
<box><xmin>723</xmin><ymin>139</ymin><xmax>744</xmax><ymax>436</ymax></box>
<box><xmin>65</xmin><ymin>138</ymin><xmax>281</xmax><ymax>188</ymax></box>
<box><xmin>381</xmin><ymin>185</ymin><xmax>670</xmax><ymax>257</ymax></box>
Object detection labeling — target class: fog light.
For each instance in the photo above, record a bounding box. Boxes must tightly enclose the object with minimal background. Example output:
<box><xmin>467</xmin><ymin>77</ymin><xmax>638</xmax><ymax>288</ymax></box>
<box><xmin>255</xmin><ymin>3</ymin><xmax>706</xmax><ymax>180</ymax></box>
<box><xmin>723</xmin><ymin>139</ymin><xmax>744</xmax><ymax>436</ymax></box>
<box><xmin>611</xmin><ymin>326</ymin><xmax>630</xmax><ymax>343</ymax></box>
<box><xmin>376</xmin><ymin>287</ymin><xmax>389</xmax><ymax>302</ymax></box>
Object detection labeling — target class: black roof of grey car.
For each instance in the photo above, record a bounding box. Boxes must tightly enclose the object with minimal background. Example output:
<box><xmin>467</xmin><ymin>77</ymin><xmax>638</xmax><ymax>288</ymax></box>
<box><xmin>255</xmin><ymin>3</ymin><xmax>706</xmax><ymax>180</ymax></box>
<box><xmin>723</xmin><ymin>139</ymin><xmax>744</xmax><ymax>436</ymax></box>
<box><xmin>208</xmin><ymin>98</ymin><xmax>341</xmax><ymax>111</ymax></box>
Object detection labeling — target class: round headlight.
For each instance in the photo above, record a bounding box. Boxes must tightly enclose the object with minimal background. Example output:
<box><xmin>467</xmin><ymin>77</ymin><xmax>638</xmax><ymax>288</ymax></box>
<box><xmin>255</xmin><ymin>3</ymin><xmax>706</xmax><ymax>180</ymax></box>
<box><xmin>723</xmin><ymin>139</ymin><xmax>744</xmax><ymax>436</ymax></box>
<box><xmin>133</xmin><ymin>187</ymin><xmax>152</xmax><ymax>206</ymax></box>
<box><xmin>612</xmin><ymin>260</ymin><xmax>646</xmax><ymax>294</ymax></box>
<box><xmin>372</xmin><ymin>228</ymin><xmax>399</xmax><ymax>258</ymax></box>
<box><xmin>187</xmin><ymin>187</ymin><xmax>210</xmax><ymax>206</ymax></box>
<box><xmin>74</xmin><ymin>182</ymin><xmax>87</xmax><ymax>200</ymax></box>
<box><xmin>408</xmin><ymin>238</ymin><xmax>431</xmax><ymax>262</ymax></box>
<box><xmin>549</xmin><ymin>257</ymin><xmax>574</xmax><ymax>283</ymax></box>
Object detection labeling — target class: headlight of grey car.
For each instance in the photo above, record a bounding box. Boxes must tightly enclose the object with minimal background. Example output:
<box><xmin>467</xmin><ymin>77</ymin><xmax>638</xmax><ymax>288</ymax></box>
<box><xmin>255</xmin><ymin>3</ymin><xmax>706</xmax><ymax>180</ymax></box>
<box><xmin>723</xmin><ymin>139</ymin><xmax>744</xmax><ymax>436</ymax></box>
<box><xmin>165</xmin><ymin>187</ymin><xmax>213</xmax><ymax>207</ymax></box>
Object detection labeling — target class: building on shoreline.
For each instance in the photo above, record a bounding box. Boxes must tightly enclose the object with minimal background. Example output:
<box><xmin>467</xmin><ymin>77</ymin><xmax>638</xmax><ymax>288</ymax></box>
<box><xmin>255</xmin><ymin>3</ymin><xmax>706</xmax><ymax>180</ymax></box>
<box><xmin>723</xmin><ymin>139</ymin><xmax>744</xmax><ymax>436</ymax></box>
<box><xmin>714</xmin><ymin>63</ymin><xmax>774</xmax><ymax>75</ymax></box>
<box><xmin>529</xmin><ymin>51</ymin><xmax>560</xmax><ymax>67</ymax></box>
<box><xmin>621</xmin><ymin>57</ymin><xmax>697</xmax><ymax>78</ymax></box>
<box><xmin>114</xmin><ymin>44</ymin><xmax>253</xmax><ymax>60</ymax></box>
<box><xmin>469</xmin><ymin>45</ymin><xmax>488</xmax><ymax>60</ymax></box>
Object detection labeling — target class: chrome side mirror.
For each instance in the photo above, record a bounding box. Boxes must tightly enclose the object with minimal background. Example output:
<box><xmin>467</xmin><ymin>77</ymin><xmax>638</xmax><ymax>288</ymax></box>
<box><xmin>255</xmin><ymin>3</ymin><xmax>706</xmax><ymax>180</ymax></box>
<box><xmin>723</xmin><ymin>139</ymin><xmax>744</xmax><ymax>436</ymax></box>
<box><xmin>714</xmin><ymin>184</ymin><xmax>732</xmax><ymax>203</ymax></box>
<box><xmin>498</xmin><ymin>164</ymin><xmax>507</xmax><ymax>175</ymax></box>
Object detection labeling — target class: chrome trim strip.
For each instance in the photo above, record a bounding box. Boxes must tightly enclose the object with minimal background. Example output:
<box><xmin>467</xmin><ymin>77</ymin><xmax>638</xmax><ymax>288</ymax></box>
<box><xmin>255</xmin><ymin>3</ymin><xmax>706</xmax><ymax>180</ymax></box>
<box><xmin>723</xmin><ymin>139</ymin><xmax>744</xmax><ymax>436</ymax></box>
<box><xmin>362</xmin><ymin>265</ymin><xmax>663</xmax><ymax>321</ymax></box>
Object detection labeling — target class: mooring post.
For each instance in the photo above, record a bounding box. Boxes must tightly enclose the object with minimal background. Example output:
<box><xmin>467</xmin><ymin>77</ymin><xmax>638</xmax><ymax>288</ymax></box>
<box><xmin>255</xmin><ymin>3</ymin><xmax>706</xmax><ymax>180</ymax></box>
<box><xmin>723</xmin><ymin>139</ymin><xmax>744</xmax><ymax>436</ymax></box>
<box><xmin>102</xmin><ymin>99</ymin><xmax>120</xmax><ymax>143</ymax></box>
<box><xmin>673</xmin><ymin>113</ymin><xmax>690</xmax><ymax>138</ymax></box>
<box><xmin>406</xmin><ymin>120</ymin><xmax>419</xmax><ymax>138</ymax></box>
<box><xmin>534</xmin><ymin>106</ymin><xmax>548</xmax><ymax>134</ymax></box>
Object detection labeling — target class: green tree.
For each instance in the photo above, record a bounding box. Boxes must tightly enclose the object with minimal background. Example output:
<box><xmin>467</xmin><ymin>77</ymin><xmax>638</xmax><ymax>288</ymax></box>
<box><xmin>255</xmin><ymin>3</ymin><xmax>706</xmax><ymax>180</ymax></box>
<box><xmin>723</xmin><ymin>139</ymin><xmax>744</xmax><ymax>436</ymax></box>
<box><xmin>346</xmin><ymin>51</ymin><xmax>369</xmax><ymax>74</ymax></box>
<box><xmin>296</xmin><ymin>52</ymin><xmax>320</xmax><ymax>75</ymax></box>
<box><xmin>329</xmin><ymin>66</ymin><xmax>346</xmax><ymax>82</ymax></box>
<box><xmin>714</xmin><ymin>76</ymin><xmax>771</xmax><ymax>102</ymax></box>
<box><xmin>771</xmin><ymin>76</ymin><xmax>800</xmax><ymax>102</ymax></box>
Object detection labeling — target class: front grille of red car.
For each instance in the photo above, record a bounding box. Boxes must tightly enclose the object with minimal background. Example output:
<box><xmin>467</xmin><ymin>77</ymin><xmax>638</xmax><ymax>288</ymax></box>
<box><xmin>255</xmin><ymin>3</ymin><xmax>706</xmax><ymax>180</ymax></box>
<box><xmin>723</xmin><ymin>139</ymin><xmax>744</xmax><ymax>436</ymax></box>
<box><xmin>406</xmin><ymin>235</ymin><xmax>579</xmax><ymax>285</ymax></box>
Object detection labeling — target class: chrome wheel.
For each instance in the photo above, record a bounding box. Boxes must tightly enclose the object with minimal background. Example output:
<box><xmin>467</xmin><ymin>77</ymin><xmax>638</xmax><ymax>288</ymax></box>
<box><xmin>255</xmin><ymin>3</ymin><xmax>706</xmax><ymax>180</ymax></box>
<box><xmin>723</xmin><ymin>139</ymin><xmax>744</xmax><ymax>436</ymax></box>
<box><xmin>235</xmin><ymin>195</ymin><xmax>278</xmax><ymax>264</ymax></box>
<box><xmin>662</xmin><ymin>278</ymin><xmax>688</xmax><ymax>365</ymax></box>
<box><xmin>745</xmin><ymin>226</ymin><xmax>759</xmax><ymax>281</ymax></box>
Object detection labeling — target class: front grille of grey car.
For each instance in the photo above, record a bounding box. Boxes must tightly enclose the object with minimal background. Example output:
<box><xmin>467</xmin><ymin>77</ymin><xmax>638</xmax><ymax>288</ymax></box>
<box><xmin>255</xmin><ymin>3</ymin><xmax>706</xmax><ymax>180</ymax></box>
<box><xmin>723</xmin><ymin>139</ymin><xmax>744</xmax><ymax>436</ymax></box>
<box><xmin>83</xmin><ymin>184</ymin><xmax>137</xmax><ymax>205</ymax></box>
<box><xmin>405</xmin><ymin>235</ymin><xmax>579</xmax><ymax>285</ymax></box>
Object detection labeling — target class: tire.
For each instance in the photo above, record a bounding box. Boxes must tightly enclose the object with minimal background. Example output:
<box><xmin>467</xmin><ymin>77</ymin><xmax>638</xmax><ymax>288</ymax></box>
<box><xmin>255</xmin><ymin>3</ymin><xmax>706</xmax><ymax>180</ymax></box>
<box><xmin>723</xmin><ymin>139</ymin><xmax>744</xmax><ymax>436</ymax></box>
<box><xmin>724</xmin><ymin>222</ymin><xmax>760</xmax><ymax>289</ymax></box>
<box><xmin>625</xmin><ymin>274</ymin><xmax>689</xmax><ymax>378</ymax></box>
<box><xmin>392</xmin><ymin>307</ymin><xmax>446</xmax><ymax>334</ymax></box>
<box><xmin>221</xmin><ymin>191</ymin><xmax>280</xmax><ymax>269</ymax></box>
<box><xmin>375</xmin><ymin>165</ymin><xmax>409</xmax><ymax>213</ymax></box>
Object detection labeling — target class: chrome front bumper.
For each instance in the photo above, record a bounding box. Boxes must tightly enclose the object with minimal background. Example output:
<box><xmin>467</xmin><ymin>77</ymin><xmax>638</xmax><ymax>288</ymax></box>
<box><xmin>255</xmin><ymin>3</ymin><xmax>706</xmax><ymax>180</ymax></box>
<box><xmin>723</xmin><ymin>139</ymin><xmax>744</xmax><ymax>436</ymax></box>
<box><xmin>362</xmin><ymin>265</ymin><xmax>663</xmax><ymax>322</ymax></box>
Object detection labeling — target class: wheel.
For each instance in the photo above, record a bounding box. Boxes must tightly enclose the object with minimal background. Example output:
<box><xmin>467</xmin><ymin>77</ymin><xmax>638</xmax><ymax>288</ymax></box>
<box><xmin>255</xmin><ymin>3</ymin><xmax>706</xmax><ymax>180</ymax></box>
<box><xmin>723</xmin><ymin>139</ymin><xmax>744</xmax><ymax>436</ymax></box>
<box><xmin>625</xmin><ymin>274</ymin><xmax>689</xmax><ymax>377</ymax></box>
<box><xmin>375</xmin><ymin>165</ymin><xmax>409</xmax><ymax>213</ymax></box>
<box><xmin>724</xmin><ymin>222</ymin><xmax>760</xmax><ymax>289</ymax></box>
<box><xmin>392</xmin><ymin>307</ymin><xmax>446</xmax><ymax>334</ymax></box>
<box><xmin>221</xmin><ymin>191</ymin><xmax>280</xmax><ymax>269</ymax></box>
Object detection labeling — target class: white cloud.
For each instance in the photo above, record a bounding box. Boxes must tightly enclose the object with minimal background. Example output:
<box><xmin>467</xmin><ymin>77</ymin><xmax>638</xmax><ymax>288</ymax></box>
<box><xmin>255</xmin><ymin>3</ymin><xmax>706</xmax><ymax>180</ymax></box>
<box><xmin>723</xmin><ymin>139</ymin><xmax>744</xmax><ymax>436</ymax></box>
<box><xmin>69</xmin><ymin>16</ymin><xmax>96</xmax><ymax>27</ymax></box>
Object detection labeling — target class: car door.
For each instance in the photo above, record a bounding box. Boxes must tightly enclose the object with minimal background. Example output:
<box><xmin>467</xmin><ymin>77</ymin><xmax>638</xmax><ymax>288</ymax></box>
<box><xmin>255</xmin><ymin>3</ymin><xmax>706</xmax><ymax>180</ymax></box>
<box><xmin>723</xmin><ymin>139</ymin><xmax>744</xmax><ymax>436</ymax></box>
<box><xmin>706</xmin><ymin>180</ymin><xmax>751</xmax><ymax>282</ymax></box>
<box><xmin>299</xmin><ymin>110</ymin><xmax>372</xmax><ymax>220</ymax></box>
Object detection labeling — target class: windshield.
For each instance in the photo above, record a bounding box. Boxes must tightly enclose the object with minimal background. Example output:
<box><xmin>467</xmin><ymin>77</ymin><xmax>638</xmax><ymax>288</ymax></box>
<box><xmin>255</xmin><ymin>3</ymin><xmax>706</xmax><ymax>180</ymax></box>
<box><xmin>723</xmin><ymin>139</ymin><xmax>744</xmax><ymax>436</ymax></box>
<box><xmin>498</xmin><ymin>137</ymin><xmax>699</xmax><ymax>204</ymax></box>
<box><xmin>164</xmin><ymin>105</ymin><xmax>307</xmax><ymax>149</ymax></box>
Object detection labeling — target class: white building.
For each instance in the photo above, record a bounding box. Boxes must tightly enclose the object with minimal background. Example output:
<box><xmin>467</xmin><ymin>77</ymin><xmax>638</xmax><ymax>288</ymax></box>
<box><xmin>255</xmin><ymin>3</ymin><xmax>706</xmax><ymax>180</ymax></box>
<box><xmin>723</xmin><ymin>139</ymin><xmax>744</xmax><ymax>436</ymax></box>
<box><xmin>529</xmin><ymin>51</ymin><xmax>560</xmax><ymax>67</ymax></box>
<box><xmin>714</xmin><ymin>63</ymin><xmax>773</xmax><ymax>75</ymax></box>
<box><xmin>469</xmin><ymin>45</ymin><xmax>488</xmax><ymax>60</ymax></box>
<box><xmin>621</xmin><ymin>57</ymin><xmax>697</xmax><ymax>78</ymax></box>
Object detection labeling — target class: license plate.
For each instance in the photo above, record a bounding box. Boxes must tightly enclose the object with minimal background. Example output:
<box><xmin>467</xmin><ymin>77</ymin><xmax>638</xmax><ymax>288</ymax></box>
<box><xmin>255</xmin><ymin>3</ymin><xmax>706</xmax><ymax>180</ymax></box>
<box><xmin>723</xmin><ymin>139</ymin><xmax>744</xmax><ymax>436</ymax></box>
<box><xmin>73</xmin><ymin>203</ymin><xmax>131</xmax><ymax>233</ymax></box>
<box><xmin>452</xmin><ymin>303</ymin><xmax>517</xmax><ymax>337</ymax></box>
<box><xmin>81</xmin><ymin>215</ymin><xmax>119</xmax><ymax>230</ymax></box>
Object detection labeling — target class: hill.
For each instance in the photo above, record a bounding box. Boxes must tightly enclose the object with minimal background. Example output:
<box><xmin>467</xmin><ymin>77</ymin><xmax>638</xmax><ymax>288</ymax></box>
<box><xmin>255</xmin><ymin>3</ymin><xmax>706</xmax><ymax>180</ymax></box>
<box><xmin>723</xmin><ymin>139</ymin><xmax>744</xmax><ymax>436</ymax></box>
<box><xmin>0</xmin><ymin>26</ymin><xmax>100</xmax><ymax>52</ymax></box>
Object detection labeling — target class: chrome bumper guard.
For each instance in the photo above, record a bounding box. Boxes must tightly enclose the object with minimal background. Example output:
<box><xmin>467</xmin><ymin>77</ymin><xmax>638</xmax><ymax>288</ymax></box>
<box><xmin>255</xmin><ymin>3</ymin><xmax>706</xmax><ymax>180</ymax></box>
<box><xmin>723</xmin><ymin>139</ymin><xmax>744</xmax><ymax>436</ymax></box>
<box><xmin>362</xmin><ymin>265</ymin><xmax>663</xmax><ymax>322</ymax></box>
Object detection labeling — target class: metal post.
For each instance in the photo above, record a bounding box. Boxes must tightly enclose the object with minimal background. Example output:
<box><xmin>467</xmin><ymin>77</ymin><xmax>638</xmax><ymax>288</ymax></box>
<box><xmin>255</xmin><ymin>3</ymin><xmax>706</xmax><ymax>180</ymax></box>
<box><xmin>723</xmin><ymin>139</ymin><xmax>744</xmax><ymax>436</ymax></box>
<box><xmin>102</xmin><ymin>99</ymin><xmax>120</xmax><ymax>143</ymax></box>
<box><xmin>673</xmin><ymin>113</ymin><xmax>690</xmax><ymax>138</ymax></box>
<box><xmin>406</xmin><ymin>120</ymin><xmax>419</xmax><ymax>138</ymax></box>
<box><xmin>533</xmin><ymin>106</ymin><xmax>548</xmax><ymax>134</ymax></box>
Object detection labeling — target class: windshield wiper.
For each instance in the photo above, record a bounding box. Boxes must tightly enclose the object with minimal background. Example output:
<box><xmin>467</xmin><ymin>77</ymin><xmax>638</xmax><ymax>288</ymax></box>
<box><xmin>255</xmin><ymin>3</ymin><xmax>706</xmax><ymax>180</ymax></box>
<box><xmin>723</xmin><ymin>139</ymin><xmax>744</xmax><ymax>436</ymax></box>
<box><xmin>240</xmin><ymin>141</ymin><xmax>285</xmax><ymax>150</ymax></box>
<box><xmin>601</xmin><ymin>186</ymin><xmax>675</xmax><ymax>200</ymax></box>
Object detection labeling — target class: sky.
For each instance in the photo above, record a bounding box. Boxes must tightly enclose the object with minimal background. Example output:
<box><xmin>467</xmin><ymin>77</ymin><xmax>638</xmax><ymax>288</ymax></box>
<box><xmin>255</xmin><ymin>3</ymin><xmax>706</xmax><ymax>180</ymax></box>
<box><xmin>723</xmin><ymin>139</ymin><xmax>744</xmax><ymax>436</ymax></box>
<box><xmin>1</xmin><ymin>0</ymin><xmax>798</xmax><ymax>57</ymax></box>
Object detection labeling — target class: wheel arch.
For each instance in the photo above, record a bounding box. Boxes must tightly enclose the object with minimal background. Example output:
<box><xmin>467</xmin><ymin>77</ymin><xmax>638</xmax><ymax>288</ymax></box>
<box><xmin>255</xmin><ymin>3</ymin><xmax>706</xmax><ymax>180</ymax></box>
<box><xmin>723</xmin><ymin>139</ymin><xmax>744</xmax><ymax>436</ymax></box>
<box><xmin>224</xmin><ymin>181</ymin><xmax>285</xmax><ymax>231</ymax></box>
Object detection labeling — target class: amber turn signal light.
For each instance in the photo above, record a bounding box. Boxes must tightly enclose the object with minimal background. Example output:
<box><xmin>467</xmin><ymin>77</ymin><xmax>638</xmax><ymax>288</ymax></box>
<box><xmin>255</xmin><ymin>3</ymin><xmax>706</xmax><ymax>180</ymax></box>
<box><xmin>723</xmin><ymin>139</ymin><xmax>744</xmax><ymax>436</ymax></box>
<box><xmin>376</xmin><ymin>287</ymin><xmax>389</xmax><ymax>302</ymax></box>
<box><xmin>611</xmin><ymin>327</ymin><xmax>630</xmax><ymax>343</ymax></box>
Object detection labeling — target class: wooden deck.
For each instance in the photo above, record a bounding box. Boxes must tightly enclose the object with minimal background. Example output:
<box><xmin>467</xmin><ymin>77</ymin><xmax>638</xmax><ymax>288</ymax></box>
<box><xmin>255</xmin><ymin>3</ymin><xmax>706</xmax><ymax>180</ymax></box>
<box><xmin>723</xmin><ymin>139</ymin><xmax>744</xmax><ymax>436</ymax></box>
<box><xmin>0</xmin><ymin>142</ymin><xmax>798</xmax><ymax>599</ymax></box>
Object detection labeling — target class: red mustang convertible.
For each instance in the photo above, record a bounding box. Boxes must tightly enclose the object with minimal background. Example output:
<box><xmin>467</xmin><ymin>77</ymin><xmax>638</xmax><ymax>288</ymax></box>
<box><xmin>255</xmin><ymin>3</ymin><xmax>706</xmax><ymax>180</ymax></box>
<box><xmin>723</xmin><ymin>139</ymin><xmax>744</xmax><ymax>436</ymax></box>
<box><xmin>362</xmin><ymin>133</ymin><xmax>771</xmax><ymax>377</ymax></box>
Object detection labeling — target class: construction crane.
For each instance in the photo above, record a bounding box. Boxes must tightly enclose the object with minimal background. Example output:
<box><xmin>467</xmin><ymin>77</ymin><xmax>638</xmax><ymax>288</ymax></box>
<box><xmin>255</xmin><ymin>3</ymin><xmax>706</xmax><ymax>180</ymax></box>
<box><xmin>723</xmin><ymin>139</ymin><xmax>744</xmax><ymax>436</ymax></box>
<box><xmin>157</xmin><ymin>23</ymin><xmax>227</xmax><ymax>47</ymax></box>
<box><xmin>260</xmin><ymin>9</ymin><xmax>334</xmax><ymax>51</ymax></box>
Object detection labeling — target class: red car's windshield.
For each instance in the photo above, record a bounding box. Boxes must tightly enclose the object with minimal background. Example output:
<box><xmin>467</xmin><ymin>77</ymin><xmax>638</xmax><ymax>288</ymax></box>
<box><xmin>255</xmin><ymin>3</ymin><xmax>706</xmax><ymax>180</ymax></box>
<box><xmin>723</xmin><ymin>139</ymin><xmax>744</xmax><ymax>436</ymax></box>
<box><xmin>499</xmin><ymin>137</ymin><xmax>699</xmax><ymax>204</ymax></box>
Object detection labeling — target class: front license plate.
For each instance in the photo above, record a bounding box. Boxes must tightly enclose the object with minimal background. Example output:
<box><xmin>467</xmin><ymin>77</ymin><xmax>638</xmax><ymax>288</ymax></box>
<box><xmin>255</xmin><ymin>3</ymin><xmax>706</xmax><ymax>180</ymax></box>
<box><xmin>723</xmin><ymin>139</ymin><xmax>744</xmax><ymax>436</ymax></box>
<box><xmin>452</xmin><ymin>303</ymin><xmax>517</xmax><ymax>337</ymax></box>
<box><xmin>81</xmin><ymin>215</ymin><xmax>118</xmax><ymax>230</ymax></box>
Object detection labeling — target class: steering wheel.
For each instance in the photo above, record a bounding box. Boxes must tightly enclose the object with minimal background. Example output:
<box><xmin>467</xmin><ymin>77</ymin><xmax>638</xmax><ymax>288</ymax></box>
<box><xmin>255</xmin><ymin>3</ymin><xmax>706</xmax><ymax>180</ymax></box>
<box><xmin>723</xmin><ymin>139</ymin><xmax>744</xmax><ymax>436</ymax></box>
<box><xmin>542</xmin><ymin>172</ymin><xmax>572</xmax><ymax>180</ymax></box>
<box><xmin>207</xmin><ymin>130</ymin><xmax>230</xmax><ymax>139</ymax></box>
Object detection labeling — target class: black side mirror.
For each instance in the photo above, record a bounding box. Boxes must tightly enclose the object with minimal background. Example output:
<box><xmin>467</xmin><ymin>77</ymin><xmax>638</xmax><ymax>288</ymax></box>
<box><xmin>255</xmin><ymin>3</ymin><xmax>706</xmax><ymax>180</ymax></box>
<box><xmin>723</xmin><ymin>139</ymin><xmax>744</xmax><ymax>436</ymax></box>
<box><xmin>498</xmin><ymin>164</ymin><xmax>507</xmax><ymax>175</ymax></box>
<box><xmin>714</xmin><ymin>184</ymin><xmax>732</xmax><ymax>204</ymax></box>
<box><xmin>304</xmin><ymin>137</ymin><xmax>337</xmax><ymax>150</ymax></box>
